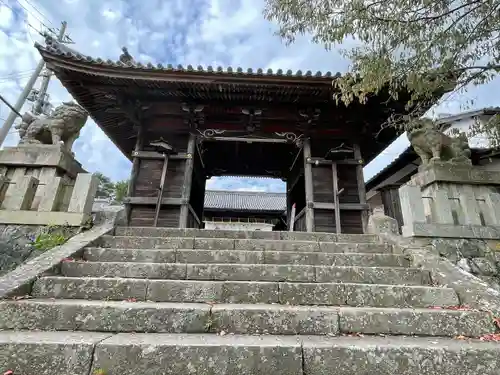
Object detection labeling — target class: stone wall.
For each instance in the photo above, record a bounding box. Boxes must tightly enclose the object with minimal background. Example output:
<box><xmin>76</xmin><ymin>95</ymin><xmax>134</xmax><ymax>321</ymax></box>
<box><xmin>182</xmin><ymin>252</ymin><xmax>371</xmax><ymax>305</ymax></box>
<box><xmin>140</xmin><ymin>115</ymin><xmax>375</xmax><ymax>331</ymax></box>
<box><xmin>0</xmin><ymin>225</ymin><xmax>78</xmax><ymax>277</ymax></box>
<box><xmin>431</xmin><ymin>238</ymin><xmax>500</xmax><ymax>289</ymax></box>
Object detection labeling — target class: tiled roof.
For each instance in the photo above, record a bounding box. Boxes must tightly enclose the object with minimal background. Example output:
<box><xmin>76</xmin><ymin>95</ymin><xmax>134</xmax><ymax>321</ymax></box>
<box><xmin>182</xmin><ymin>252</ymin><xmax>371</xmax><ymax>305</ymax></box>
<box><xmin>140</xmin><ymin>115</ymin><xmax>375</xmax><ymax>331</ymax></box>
<box><xmin>204</xmin><ymin>190</ymin><xmax>286</xmax><ymax>212</ymax></box>
<box><xmin>36</xmin><ymin>37</ymin><xmax>342</xmax><ymax>79</ymax></box>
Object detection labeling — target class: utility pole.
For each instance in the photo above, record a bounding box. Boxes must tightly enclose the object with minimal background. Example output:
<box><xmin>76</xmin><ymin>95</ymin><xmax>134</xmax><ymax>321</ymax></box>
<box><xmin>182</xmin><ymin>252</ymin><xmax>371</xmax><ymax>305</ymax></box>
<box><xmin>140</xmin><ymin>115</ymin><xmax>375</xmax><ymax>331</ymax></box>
<box><xmin>33</xmin><ymin>22</ymin><xmax>67</xmax><ymax>115</ymax></box>
<box><xmin>0</xmin><ymin>22</ymin><xmax>68</xmax><ymax>147</ymax></box>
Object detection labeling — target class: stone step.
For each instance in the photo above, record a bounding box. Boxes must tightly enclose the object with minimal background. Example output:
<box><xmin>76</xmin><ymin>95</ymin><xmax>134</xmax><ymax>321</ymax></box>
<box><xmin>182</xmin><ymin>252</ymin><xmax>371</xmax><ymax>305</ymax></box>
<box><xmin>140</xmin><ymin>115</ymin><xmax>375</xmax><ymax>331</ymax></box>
<box><xmin>2</xmin><ymin>332</ymin><xmax>499</xmax><ymax>375</ymax></box>
<box><xmin>0</xmin><ymin>299</ymin><xmax>494</xmax><ymax>338</ymax></box>
<box><xmin>0</xmin><ymin>330</ymin><xmax>112</xmax><ymax>375</ymax></box>
<box><xmin>114</xmin><ymin>226</ymin><xmax>381</xmax><ymax>243</ymax></box>
<box><xmin>97</xmin><ymin>235</ymin><xmax>391</xmax><ymax>253</ymax></box>
<box><xmin>62</xmin><ymin>261</ymin><xmax>426</xmax><ymax>285</ymax></box>
<box><xmin>32</xmin><ymin>277</ymin><xmax>458</xmax><ymax>308</ymax></box>
<box><xmin>84</xmin><ymin>246</ymin><xmax>394</xmax><ymax>265</ymax></box>
<box><xmin>84</xmin><ymin>250</ymin><xmax>408</xmax><ymax>267</ymax></box>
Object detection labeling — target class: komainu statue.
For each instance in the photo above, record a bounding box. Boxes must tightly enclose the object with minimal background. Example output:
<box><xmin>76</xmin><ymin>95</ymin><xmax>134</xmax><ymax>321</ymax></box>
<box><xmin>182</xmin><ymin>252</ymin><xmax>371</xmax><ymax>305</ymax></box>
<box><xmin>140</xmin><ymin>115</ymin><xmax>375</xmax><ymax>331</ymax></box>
<box><xmin>406</xmin><ymin>118</ymin><xmax>472</xmax><ymax>166</ymax></box>
<box><xmin>15</xmin><ymin>102</ymin><xmax>88</xmax><ymax>154</ymax></box>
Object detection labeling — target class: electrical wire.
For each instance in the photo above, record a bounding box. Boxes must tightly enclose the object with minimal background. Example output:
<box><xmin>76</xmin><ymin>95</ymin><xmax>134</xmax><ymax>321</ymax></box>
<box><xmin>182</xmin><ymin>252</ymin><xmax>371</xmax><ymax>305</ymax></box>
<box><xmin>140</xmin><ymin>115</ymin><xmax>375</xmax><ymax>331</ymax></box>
<box><xmin>23</xmin><ymin>0</ymin><xmax>54</xmax><ymax>26</ymax></box>
<box><xmin>11</xmin><ymin>0</ymin><xmax>53</xmax><ymax>32</ymax></box>
<box><xmin>0</xmin><ymin>0</ymin><xmax>44</xmax><ymax>36</ymax></box>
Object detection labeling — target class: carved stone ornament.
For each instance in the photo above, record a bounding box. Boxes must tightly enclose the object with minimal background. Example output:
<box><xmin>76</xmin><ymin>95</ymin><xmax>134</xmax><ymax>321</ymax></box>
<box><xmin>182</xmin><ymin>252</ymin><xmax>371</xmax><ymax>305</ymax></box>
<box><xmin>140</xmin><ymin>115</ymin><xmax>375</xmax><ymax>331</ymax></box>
<box><xmin>406</xmin><ymin>118</ymin><xmax>472</xmax><ymax>167</ymax></box>
<box><xmin>15</xmin><ymin>102</ymin><xmax>88</xmax><ymax>154</ymax></box>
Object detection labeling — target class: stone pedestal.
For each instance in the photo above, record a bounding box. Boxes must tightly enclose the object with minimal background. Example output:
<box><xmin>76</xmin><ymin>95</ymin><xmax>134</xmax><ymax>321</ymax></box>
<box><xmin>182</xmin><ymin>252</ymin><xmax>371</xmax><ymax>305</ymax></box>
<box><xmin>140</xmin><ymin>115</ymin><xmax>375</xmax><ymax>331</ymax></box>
<box><xmin>0</xmin><ymin>145</ymin><xmax>96</xmax><ymax>226</ymax></box>
<box><xmin>400</xmin><ymin>162</ymin><xmax>500</xmax><ymax>239</ymax></box>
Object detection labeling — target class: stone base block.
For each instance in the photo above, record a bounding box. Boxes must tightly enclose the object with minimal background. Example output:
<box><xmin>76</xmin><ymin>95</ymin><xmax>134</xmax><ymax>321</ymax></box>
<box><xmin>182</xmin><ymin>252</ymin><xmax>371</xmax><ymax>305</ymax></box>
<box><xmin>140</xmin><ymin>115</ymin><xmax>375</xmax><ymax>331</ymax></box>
<box><xmin>0</xmin><ymin>210</ymin><xmax>90</xmax><ymax>226</ymax></box>
<box><xmin>412</xmin><ymin>161</ymin><xmax>500</xmax><ymax>188</ymax></box>
<box><xmin>403</xmin><ymin>222</ymin><xmax>500</xmax><ymax>239</ymax></box>
<box><xmin>0</xmin><ymin>144</ymin><xmax>85</xmax><ymax>178</ymax></box>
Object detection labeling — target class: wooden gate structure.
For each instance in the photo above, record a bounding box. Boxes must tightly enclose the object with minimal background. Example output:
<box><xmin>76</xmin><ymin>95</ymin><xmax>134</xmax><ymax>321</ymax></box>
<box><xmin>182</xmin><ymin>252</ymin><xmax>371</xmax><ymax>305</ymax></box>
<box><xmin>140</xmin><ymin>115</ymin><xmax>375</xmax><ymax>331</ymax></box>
<box><xmin>36</xmin><ymin>39</ymin><xmax>447</xmax><ymax>233</ymax></box>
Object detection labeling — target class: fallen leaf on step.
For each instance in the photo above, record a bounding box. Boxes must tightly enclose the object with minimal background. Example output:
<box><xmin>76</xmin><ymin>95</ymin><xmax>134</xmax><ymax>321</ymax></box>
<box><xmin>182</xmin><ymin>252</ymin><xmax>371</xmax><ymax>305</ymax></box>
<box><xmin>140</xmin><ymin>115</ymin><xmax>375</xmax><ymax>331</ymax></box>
<box><xmin>124</xmin><ymin>298</ymin><xmax>137</xmax><ymax>302</ymax></box>
<box><xmin>3</xmin><ymin>370</ymin><xmax>13</xmax><ymax>375</ymax></box>
<box><xmin>454</xmin><ymin>335</ymin><xmax>467</xmax><ymax>340</ymax></box>
<box><xmin>428</xmin><ymin>306</ymin><xmax>442</xmax><ymax>309</ymax></box>
<box><xmin>480</xmin><ymin>333</ymin><xmax>500</xmax><ymax>342</ymax></box>
<box><xmin>11</xmin><ymin>295</ymin><xmax>32</xmax><ymax>300</ymax></box>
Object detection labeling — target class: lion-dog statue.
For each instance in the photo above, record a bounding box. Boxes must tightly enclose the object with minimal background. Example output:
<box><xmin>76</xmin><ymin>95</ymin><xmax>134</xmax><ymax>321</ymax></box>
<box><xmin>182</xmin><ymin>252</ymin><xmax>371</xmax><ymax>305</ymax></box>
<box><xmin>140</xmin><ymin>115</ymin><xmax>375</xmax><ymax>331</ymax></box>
<box><xmin>15</xmin><ymin>102</ymin><xmax>88</xmax><ymax>154</ymax></box>
<box><xmin>406</xmin><ymin>118</ymin><xmax>472</xmax><ymax>166</ymax></box>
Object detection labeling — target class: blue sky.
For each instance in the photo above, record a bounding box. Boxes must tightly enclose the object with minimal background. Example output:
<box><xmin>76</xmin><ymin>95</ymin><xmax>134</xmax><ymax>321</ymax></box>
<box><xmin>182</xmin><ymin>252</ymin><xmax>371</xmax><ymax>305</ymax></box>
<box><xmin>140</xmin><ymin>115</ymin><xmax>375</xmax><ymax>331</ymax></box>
<box><xmin>0</xmin><ymin>0</ymin><xmax>499</xmax><ymax>192</ymax></box>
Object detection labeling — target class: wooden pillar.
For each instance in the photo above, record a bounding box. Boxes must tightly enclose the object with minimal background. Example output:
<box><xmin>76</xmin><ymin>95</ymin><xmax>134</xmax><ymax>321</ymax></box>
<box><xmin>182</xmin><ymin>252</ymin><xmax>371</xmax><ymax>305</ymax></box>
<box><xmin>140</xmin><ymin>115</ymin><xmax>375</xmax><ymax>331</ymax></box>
<box><xmin>303</xmin><ymin>138</ymin><xmax>315</xmax><ymax>232</ymax></box>
<box><xmin>179</xmin><ymin>134</ymin><xmax>196</xmax><ymax>228</ymax></box>
<box><xmin>331</xmin><ymin>162</ymin><xmax>341</xmax><ymax>233</ymax></box>
<box><xmin>125</xmin><ymin>124</ymin><xmax>144</xmax><ymax>225</ymax></box>
<box><xmin>354</xmin><ymin>143</ymin><xmax>368</xmax><ymax>233</ymax></box>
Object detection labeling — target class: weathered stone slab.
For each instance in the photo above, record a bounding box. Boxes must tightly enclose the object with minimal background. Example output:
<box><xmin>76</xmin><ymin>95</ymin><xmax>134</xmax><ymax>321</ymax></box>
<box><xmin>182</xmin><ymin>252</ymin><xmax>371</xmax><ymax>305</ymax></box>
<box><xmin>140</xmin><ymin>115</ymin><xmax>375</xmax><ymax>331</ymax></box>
<box><xmin>84</xmin><ymin>248</ymin><xmax>177</xmax><ymax>263</ymax></box>
<box><xmin>0</xmin><ymin>331</ymin><xmax>111</xmax><ymax>375</ymax></box>
<box><xmin>318</xmin><ymin>242</ymin><xmax>393</xmax><ymax>254</ymax></box>
<box><xmin>403</xmin><ymin>222</ymin><xmax>500</xmax><ymax>239</ymax></box>
<box><xmin>98</xmin><ymin>235</ymin><xmax>194</xmax><ymax>249</ymax></box>
<box><xmin>0</xmin><ymin>144</ymin><xmax>85</xmax><ymax>177</ymax></box>
<box><xmin>235</xmin><ymin>239</ymin><xmax>319</xmax><ymax>252</ymax></box>
<box><xmin>221</xmin><ymin>281</ymin><xmax>280</xmax><ymax>304</ymax></box>
<box><xmin>0</xmin><ymin>224</ymin><xmax>113</xmax><ymax>298</ymax></box>
<box><xmin>32</xmin><ymin>276</ymin><xmax>148</xmax><ymax>300</ymax></box>
<box><xmin>177</xmin><ymin>249</ymin><xmax>265</xmax><ymax>264</ymax></box>
<box><xmin>412</xmin><ymin>162</ymin><xmax>500</xmax><ymax>187</ymax></box>
<box><xmin>263</xmin><ymin>251</ymin><xmax>331</xmax><ymax>265</ymax></box>
<box><xmin>194</xmin><ymin>238</ymin><xmax>235</xmax><ymax>250</ymax></box>
<box><xmin>338</xmin><ymin>307</ymin><xmax>495</xmax><ymax>337</ymax></box>
<box><xmin>344</xmin><ymin>283</ymin><xmax>459</xmax><ymax>308</ymax></box>
<box><xmin>0</xmin><ymin>300</ymin><xmax>210</xmax><ymax>333</ymax></box>
<box><xmin>336</xmin><ymin>234</ymin><xmax>380</xmax><ymax>243</ymax></box>
<box><xmin>315</xmin><ymin>266</ymin><xmax>431</xmax><ymax>286</ymax></box>
<box><xmin>114</xmin><ymin>227</ymin><xmax>280</xmax><ymax>239</ymax></box>
<box><xmin>280</xmin><ymin>232</ymin><xmax>337</xmax><ymax>242</ymax></box>
<box><xmin>211</xmin><ymin>304</ymin><xmax>339</xmax><ymax>335</ymax></box>
<box><xmin>329</xmin><ymin>254</ymin><xmax>409</xmax><ymax>267</ymax></box>
<box><xmin>302</xmin><ymin>336</ymin><xmax>500</xmax><ymax>375</ymax></box>
<box><xmin>279</xmin><ymin>282</ymin><xmax>346</xmax><ymax>305</ymax></box>
<box><xmin>147</xmin><ymin>280</ymin><xmax>224</xmax><ymax>303</ymax></box>
<box><xmin>62</xmin><ymin>261</ymin><xmax>187</xmax><ymax>279</ymax></box>
<box><xmin>186</xmin><ymin>264</ymin><xmax>316</xmax><ymax>282</ymax></box>
<box><xmin>92</xmin><ymin>333</ymin><xmax>303</xmax><ymax>375</ymax></box>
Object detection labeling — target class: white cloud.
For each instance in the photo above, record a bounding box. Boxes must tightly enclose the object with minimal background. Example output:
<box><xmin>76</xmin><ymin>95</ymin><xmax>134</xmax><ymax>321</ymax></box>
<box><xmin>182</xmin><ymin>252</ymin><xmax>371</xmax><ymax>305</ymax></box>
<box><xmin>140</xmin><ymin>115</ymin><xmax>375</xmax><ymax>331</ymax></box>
<box><xmin>0</xmin><ymin>0</ymin><xmax>499</xmax><ymax>188</ymax></box>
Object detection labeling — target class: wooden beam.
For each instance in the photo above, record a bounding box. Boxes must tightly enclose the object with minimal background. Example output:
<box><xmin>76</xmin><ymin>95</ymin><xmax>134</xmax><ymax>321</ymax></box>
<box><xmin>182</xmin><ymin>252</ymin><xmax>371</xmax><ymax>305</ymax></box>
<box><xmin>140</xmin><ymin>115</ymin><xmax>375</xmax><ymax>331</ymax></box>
<box><xmin>188</xmin><ymin>204</ymin><xmax>201</xmax><ymax>227</ymax></box>
<box><xmin>179</xmin><ymin>134</ymin><xmax>196</xmax><ymax>228</ymax></box>
<box><xmin>125</xmin><ymin>124</ymin><xmax>144</xmax><ymax>224</ymax></box>
<box><xmin>154</xmin><ymin>155</ymin><xmax>169</xmax><ymax>227</ymax></box>
<box><xmin>307</xmin><ymin>158</ymin><xmax>362</xmax><ymax>166</ymax></box>
<box><xmin>312</xmin><ymin>202</ymin><xmax>370</xmax><ymax>210</ymax></box>
<box><xmin>331</xmin><ymin>162</ymin><xmax>342</xmax><ymax>234</ymax></box>
<box><xmin>354</xmin><ymin>143</ymin><xmax>368</xmax><ymax>233</ymax></box>
<box><xmin>132</xmin><ymin>151</ymin><xmax>190</xmax><ymax>160</ymax></box>
<box><xmin>124</xmin><ymin>197</ymin><xmax>182</xmax><ymax>205</ymax></box>
<box><xmin>303</xmin><ymin>138</ymin><xmax>315</xmax><ymax>232</ymax></box>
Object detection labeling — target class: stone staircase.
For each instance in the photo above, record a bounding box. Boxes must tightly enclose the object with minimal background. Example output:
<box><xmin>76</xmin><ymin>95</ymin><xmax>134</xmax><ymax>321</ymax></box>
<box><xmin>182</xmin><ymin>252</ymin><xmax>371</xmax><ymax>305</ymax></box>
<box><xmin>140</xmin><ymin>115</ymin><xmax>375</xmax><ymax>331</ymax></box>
<box><xmin>1</xmin><ymin>227</ymin><xmax>500</xmax><ymax>374</ymax></box>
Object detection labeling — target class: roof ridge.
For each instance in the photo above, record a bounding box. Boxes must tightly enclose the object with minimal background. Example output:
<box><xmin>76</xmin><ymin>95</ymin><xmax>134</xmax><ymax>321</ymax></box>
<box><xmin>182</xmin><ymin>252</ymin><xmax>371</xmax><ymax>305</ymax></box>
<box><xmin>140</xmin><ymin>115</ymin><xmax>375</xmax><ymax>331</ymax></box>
<box><xmin>206</xmin><ymin>190</ymin><xmax>286</xmax><ymax>195</ymax></box>
<box><xmin>35</xmin><ymin>39</ymin><xmax>343</xmax><ymax>79</ymax></box>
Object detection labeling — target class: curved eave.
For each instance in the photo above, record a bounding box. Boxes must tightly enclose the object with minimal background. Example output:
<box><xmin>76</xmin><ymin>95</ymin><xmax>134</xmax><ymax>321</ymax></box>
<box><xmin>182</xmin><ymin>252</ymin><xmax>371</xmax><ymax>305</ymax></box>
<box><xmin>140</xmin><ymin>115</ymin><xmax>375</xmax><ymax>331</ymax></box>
<box><xmin>36</xmin><ymin>44</ymin><xmax>341</xmax><ymax>87</ymax></box>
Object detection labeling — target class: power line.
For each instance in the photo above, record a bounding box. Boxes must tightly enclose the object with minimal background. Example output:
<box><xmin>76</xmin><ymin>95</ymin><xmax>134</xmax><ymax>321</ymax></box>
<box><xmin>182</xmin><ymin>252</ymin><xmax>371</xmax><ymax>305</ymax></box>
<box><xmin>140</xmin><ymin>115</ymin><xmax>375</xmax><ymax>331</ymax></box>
<box><xmin>0</xmin><ymin>0</ymin><xmax>44</xmax><ymax>36</ymax></box>
<box><xmin>23</xmin><ymin>0</ymin><xmax>54</xmax><ymax>26</ymax></box>
<box><xmin>11</xmin><ymin>0</ymin><xmax>52</xmax><ymax>32</ymax></box>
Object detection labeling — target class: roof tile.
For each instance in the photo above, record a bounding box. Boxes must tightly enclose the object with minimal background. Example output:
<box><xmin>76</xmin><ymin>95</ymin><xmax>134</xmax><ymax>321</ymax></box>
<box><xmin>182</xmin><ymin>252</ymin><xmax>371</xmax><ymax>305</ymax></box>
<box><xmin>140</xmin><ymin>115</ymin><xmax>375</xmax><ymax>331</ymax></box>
<box><xmin>204</xmin><ymin>190</ymin><xmax>286</xmax><ymax>212</ymax></box>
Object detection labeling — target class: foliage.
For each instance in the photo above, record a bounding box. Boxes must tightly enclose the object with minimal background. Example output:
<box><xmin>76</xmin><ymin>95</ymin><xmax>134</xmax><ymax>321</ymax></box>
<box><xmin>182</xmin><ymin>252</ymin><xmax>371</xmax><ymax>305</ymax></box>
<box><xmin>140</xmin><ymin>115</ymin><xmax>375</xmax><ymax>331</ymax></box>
<box><xmin>264</xmin><ymin>0</ymin><xmax>500</xmax><ymax>145</ymax></box>
<box><xmin>93</xmin><ymin>172</ymin><xmax>115</xmax><ymax>199</ymax></box>
<box><xmin>113</xmin><ymin>180</ymin><xmax>129</xmax><ymax>204</ymax></box>
<box><xmin>93</xmin><ymin>172</ymin><xmax>130</xmax><ymax>204</ymax></box>
<box><xmin>30</xmin><ymin>224</ymin><xmax>72</xmax><ymax>252</ymax></box>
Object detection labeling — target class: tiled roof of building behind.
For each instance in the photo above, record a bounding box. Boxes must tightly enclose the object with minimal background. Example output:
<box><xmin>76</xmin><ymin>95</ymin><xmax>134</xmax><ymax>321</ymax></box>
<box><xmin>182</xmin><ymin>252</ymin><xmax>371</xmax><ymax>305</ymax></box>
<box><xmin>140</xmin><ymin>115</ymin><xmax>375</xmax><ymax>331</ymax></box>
<box><xmin>204</xmin><ymin>190</ymin><xmax>286</xmax><ymax>212</ymax></box>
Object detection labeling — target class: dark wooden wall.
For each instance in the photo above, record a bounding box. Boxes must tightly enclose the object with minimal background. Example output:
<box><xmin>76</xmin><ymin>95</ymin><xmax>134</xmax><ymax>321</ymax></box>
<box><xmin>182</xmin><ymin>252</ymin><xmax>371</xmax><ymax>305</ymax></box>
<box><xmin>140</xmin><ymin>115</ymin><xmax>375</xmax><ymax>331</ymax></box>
<box><xmin>188</xmin><ymin>143</ymin><xmax>206</xmax><ymax>228</ymax></box>
<box><xmin>128</xmin><ymin>132</ymin><xmax>191</xmax><ymax>228</ymax></box>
